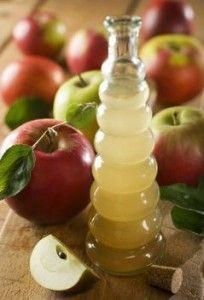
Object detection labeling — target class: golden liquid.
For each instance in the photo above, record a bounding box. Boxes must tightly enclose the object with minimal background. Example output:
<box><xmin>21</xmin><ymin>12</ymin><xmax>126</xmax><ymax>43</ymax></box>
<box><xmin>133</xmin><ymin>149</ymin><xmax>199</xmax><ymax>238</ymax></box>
<box><xmin>92</xmin><ymin>155</ymin><xmax>157</xmax><ymax>193</ymax></box>
<box><xmin>89</xmin><ymin>207</ymin><xmax>162</xmax><ymax>249</ymax></box>
<box><xmin>95</xmin><ymin>129</ymin><xmax>154</xmax><ymax>164</ymax></box>
<box><xmin>97</xmin><ymin>104</ymin><xmax>152</xmax><ymax>136</ymax></box>
<box><xmin>86</xmin><ymin>80</ymin><xmax>163</xmax><ymax>274</ymax></box>
<box><xmin>91</xmin><ymin>181</ymin><xmax>159</xmax><ymax>222</ymax></box>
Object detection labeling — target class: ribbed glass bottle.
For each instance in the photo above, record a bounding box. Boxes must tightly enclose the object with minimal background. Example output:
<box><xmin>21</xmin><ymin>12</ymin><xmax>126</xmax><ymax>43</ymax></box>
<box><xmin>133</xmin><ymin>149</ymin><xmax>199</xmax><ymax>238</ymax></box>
<box><xmin>86</xmin><ymin>16</ymin><xmax>164</xmax><ymax>275</ymax></box>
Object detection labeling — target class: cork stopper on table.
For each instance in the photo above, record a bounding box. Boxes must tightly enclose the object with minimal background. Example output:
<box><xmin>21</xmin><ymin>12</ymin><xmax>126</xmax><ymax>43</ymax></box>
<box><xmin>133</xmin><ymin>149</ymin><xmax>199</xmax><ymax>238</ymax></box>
<box><xmin>148</xmin><ymin>264</ymin><xmax>183</xmax><ymax>294</ymax></box>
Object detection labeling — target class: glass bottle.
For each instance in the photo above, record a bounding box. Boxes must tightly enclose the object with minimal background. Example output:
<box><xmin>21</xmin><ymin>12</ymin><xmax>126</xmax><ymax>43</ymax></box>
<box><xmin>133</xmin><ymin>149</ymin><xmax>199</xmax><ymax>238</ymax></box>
<box><xmin>86</xmin><ymin>16</ymin><xmax>164</xmax><ymax>275</ymax></box>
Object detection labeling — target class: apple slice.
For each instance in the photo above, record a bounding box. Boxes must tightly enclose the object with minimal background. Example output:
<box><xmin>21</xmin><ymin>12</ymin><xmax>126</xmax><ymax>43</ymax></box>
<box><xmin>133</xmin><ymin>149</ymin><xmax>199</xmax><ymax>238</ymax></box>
<box><xmin>30</xmin><ymin>235</ymin><xmax>98</xmax><ymax>292</ymax></box>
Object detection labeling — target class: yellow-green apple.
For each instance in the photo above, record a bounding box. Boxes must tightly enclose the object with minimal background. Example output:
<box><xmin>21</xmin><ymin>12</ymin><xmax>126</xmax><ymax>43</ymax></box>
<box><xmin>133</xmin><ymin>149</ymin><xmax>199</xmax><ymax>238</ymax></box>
<box><xmin>140</xmin><ymin>34</ymin><xmax>204</xmax><ymax>105</ymax></box>
<box><xmin>13</xmin><ymin>11</ymin><xmax>67</xmax><ymax>58</ymax></box>
<box><xmin>30</xmin><ymin>235</ymin><xmax>98</xmax><ymax>291</ymax></box>
<box><xmin>0</xmin><ymin>56</ymin><xmax>65</xmax><ymax>106</ymax></box>
<box><xmin>53</xmin><ymin>71</ymin><xmax>103</xmax><ymax>143</ymax></box>
<box><xmin>140</xmin><ymin>0</ymin><xmax>194</xmax><ymax>43</ymax></box>
<box><xmin>152</xmin><ymin>106</ymin><xmax>204</xmax><ymax>186</ymax></box>
<box><xmin>66</xmin><ymin>29</ymin><xmax>107</xmax><ymax>74</ymax></box>
<box><xmin>0</xmin><ymin>119</ymin><xmax>94</xmax><ymax>224</ymax></box>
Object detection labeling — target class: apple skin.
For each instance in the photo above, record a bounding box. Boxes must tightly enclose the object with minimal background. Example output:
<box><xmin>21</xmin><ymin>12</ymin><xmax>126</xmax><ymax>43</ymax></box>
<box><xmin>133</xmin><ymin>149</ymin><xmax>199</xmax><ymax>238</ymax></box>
<box><xmin>66</xmin><ymin>29</ymin><xmax>108</xmax><ymax>74</ymax></box>
<box><xmin>0</xmin><ymin>56</ymin><xmax>65</xmax><ymax>106</ymax></box>
<box><xmin>140</xmin><ymin>0</ymin><xmax>194</xmax><ymax>43</ymax></box>
<box><xmin>53</xmin><ymin>70</ymin><xmax>103</xmax><ymax>143</ymax></box>
<box><xmin>152</xmin><ymin>106</ymin><xmax>204</xmax><ymax>186</ymax></box>
<box><xmin>0</xmin><ymin>119</ymin><xmax>95</xmax><ymax>224</ymax></box>
<box><xmin>140</xmin><ymin>34</ymin><xmax>204</xmax><ymax>105</ymax></box>
<box><xmin>13</xmin><ymin>11</ymin><xmax>67</xmax><ymax>58</ymax></box>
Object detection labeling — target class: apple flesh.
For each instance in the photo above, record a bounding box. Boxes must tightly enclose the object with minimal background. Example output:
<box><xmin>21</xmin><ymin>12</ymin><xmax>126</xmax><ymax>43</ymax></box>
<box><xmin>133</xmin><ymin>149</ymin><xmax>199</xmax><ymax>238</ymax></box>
<box><xmin>30</xmin><ymin>235</ymin><xmax>98</xmax><ymax>292</ymax></box>
<box><xmin>66</xmin><ymin>29</ymin><xmax>108</xmax><ymax>74</ymax></box>
<box><xmin>0</xmin><ymin>56</ymin><xmax>65</xmax><ymax>106</ymax></box>
<box><xmin>140</xmin><ymin>34</ymin><xmax>204</xmax><ymax>105</ymax></box>
<box><xmin>152</xmin><ymin>106</ymin><xmax>204</xmax><ymax>186</ymax></box>
<box><xmin>0</xmin><ymin>119</ymin><xmax>94</xmax><ymax>224</ymax></box>
<box><xmin>140</xmin><ymin>0</ymin><xmax>194</xmax><ymax>43</ymax></box>
<box><xmin>13</xmin><ymin>11</ymin><xmax>67</xmax><ymax>58</ymax></box>
<box><xmin>53</xmin><ymin>71</ymin><xmax>103</xmax><ymax>143</ymax></box>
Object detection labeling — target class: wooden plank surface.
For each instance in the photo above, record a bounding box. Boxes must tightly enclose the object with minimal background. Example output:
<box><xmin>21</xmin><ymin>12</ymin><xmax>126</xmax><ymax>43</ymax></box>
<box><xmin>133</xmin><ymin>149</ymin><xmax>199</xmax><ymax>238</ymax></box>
<box><xmin>0</xmin><ymin>0</ymin><xmax>203</xmax><ymax>299</ymax></box>
<box><xmin>0</xmin><ymin>205</ymin><xmax>203</xmax><ymax>300</ymax></box>
<box><xmin>0</xmin><ymin>202</ymin><xmax>9</xmax><ymax>229</ymax></box>
<box><xmin>40</xmin><ymin>0</ymin><xmax>135</xmax><ymax>33</ymax></box>
<box><xmin>187</xmin><ymin>0</ymin><xmax>204</xmax><ymax>42</ymax></box>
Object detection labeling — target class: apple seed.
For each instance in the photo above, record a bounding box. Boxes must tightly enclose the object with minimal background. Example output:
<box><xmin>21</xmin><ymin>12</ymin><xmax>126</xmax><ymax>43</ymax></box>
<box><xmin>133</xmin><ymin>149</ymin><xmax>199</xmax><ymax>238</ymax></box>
<box><xmin>56</xmin><ymin>245</ymin><xmax>67</xmax><ymax>260</ymax></box>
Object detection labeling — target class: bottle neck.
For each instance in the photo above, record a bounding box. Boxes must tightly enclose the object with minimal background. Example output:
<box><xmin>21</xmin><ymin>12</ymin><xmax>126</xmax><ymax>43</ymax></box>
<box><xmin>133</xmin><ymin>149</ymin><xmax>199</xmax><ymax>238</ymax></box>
<box><xmin>108</xmin><ymin>31</ymin><xmax>138</xmax><ymax>60</ymax></box>
<box><xmin>102</xmin><ymin>16</ymin><xmax>143</xmax><ymax>80</ymax></box>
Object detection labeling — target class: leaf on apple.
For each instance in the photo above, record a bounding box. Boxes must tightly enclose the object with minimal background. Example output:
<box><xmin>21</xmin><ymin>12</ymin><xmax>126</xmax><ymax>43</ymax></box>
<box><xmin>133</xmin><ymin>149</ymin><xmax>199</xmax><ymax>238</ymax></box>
<box><xmin>171</xmin><ymin>206</ymin><xmax>204</xmax><ymax>236</ymax></box>
<box><xmin>160</xmin><ymin>177</ymin><xmax>204</xmax><ymax>235</ymax></box>
<box><xmin>67</xmin><ymin>102</ymin><xmax>97</xmax><ymax>129</ymax></box>
<box><xmin>0</xmin><ymin>145</ymin><xmax>35</xmax><ymax>200</ymax></box>
<box><xmin>160</xmin><ymin>178</ymin><xmax>204</xmax><ymax>212</ymax></box>
<box><xmin>5</xmin><ymin>97</ymin><xmax>51</xmax><ymax>130</ymax></box>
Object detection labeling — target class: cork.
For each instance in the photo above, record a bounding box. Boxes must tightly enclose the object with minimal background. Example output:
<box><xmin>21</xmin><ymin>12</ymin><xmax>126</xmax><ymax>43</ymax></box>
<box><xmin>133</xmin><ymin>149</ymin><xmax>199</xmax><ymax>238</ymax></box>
<box><xmin>148</xmin><ymin>264</ymin><xmax>183</xmax><ymax>294</ymax></box>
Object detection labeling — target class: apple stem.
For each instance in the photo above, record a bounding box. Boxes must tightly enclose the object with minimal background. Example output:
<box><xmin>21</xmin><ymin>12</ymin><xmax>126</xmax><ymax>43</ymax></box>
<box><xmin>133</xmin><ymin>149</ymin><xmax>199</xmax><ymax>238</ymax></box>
<box><xmin>31</xmin><ymin>122</ymin><xmax>67</xmax><ymax>151</ymax></box>
<box><xmin>78</xmin><ymin>73</ymin><xmax>88</xmax><ymax>87</ymax></box>
<box><xmin>168</xmin><ymin>42</ymin><xmax>180</xmax><ymax>52</ymax></box>
<box><xmin>172</xmin><ymin>112</ymin><xmax>179</xmax><ymax>126</ymax></box>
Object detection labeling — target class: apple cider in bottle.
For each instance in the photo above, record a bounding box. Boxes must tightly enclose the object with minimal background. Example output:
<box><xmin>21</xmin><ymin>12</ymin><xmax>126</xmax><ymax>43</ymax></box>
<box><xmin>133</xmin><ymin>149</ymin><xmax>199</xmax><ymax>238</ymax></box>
<box><xmin>86</xmin><ymin>16</ymin><xmax>164</xmax><ymax>275</ymax></box>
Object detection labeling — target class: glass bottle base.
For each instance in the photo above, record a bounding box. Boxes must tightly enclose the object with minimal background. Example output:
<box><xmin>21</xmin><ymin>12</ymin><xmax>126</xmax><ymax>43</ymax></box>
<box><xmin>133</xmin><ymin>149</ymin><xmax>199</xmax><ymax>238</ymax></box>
<box><xmin>86</xmin><ymin>232</ymin><xmax>164</xmax><ymax>276</ymax></box>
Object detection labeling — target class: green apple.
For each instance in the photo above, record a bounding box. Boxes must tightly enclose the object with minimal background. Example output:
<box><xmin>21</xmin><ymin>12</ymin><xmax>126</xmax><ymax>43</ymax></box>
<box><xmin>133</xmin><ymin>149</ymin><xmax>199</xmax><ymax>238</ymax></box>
<box><xmin>152</xmin><ymin>106</ymin><xmax>204</xmax><ymax>186</ymax></box>
<box><xmin>53</xmin><ymin>70</ymin><xmax>103</xmax><ymax>143</ymax></box>
<box><xmin>30</xmin><ymin>235</ymin><xmax>99</xmax><ymax>292</ymax></box>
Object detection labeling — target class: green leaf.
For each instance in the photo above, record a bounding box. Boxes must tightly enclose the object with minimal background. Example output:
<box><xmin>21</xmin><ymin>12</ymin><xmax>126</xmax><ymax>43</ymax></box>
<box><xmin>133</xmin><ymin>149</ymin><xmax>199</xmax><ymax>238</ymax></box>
<box><xmin>198</xmin><ymin>176</ymin><xmax>204</xmax><ymax>189</ymax></box>
<box><xmin>171</xmin><ymin>206</ymin><xmax>204</xmax><ymax>236</ymax></box>
<box><xmin>5</xmin><ymin>97</ymin><xmax>51</xmax><ymax>130</ymax></box>
<box><xmin>160</xmin><ymin>179</ymin><xmax>204</xmax><ymax>213</ymax></box>
<box><xmin>67</xmin><ymin>102</ymin><xmax>97</xmax><ymax>129</ymax></box>
<box><xmin>0</xmin><ymin>145</ymin><xmax>35</xmax><ymax>200</ymax></box>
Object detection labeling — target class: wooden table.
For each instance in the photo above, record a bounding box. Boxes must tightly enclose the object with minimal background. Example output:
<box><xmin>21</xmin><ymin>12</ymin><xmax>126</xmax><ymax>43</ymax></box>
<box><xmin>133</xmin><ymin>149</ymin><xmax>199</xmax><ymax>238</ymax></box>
<box><xmin>0</xmin><ymin>0</ymin><xmax>203</xmax><ymax>299</ymax></box>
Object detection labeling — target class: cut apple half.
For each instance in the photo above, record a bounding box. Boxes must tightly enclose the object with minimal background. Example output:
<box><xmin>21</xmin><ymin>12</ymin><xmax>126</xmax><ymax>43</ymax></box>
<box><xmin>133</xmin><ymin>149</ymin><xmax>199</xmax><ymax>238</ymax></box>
<box><xmin>30</xmin><ymin>234</ymin><xmax>98</xmax><ymax>292</ymax></box>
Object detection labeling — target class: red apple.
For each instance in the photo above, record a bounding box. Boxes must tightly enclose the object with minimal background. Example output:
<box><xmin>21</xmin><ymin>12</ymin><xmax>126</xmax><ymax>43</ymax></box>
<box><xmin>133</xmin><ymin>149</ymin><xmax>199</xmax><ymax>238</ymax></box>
<box><xmin>152</xmin><ymin>106</ymin><xmax>204</xmax><ymax>186</ymax></box>
<box><xmin>140</xmin><ymin>0</ymin><xmax>194</xmax><ymax>43</ymax></box>
<box><xmin>13</xmin><ymin>11</ymin><xmax>67</xmax><ymax>58</ymax></box>
<box><xmin>140</xmin><ymin>34</ymin><xmax>204</xmax><ymax>105</ymax></box>
<box><xmin>0</xmin><ymin>119</ymin><xmax>94</xmax><ymax>224</ymax></box>
<box><xmin>66</xmin><ymin>29</ymin><xmax>108</xmax><ymax>74</ymax></box>
<box><xmin>0</xmin><ymin>56</ymin><xmax>65</xmax><ymax>106</ymax></box>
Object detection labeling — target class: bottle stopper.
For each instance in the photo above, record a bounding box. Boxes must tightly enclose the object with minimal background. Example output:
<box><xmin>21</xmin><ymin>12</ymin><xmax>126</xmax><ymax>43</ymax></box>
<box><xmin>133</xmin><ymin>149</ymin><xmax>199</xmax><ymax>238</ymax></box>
<box><xmin>148</xmin><ymin>264</ymin><xmax>183</xmax><ymax>294</ymax></box>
